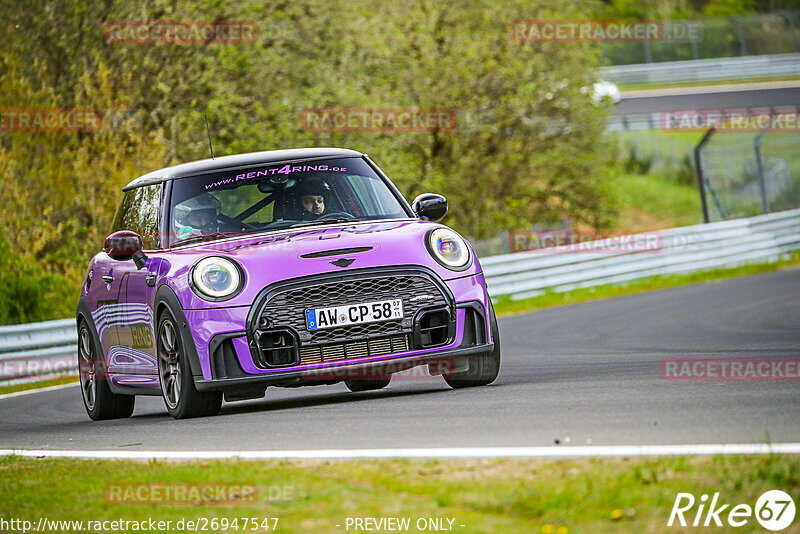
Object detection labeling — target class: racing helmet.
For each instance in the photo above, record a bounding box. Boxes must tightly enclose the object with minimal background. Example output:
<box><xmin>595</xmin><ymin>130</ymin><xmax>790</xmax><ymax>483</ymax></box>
<box><xmin>173</xmin><ymin>193</ymin><xmax>221</xmax><ymax>239</ymax></box>
<box><xmin>297</xmin><ymin>178</ymin><xmax>329</xmax><ymax>219</ymax></box>
<box><xmin>298</xmin><ymin>178</ymin><xmax>329</xmax><ymax>200</ymax></box>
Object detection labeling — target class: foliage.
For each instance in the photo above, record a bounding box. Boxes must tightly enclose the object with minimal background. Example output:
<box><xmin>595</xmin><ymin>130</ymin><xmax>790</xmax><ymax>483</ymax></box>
<box><xmin>0</xmin><ymin>52</ymin><xmax>168</xmax><ymax>322</ymax></box>
<box><xmin>0</xmin><ymin>230</ymin><xmax>67</xmax><ymax>325</ymax></box>
<box><xmin>0</xmin><ymin>0</ymin><xmax>621</xmax><ymax>323</ymax></box>
<box><xmin>608</xmin><ymin>0</ymin><xmax>782</xmax><ymax>17</ymax></box>
<box><xmin>5</xmin><ymin>0</ymin><xmax>765</xmax><ymax>322</ymax></box>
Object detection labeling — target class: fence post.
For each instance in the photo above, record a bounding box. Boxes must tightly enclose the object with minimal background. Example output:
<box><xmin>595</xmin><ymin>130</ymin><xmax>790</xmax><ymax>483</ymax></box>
<box><xmin>729</xmin><ymin>16</ymin><xmax>748</xmax><ymax>56</ymax></box>
<box><xmin>694</xmin><ymin>128</ymin><xmax>715</xmax><ymax>223</ymax></box>
<box><xmin>779</xmin><ymin>11</ymin><xmax>799</xmax><ymax>53</ymax></box>
<box><xmin>754</xmin><ymin>123</ymin><xmax>771</xmax><ymax>214</ymax></box>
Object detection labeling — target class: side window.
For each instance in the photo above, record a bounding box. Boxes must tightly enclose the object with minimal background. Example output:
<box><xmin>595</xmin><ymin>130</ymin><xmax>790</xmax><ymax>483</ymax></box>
<box><xmin>111</xmin><ymin>191</ymin><xmax>136</xmax><ymax>233</ymax></box>
<box><xmin>111</xmin><ymin>184</ymin><xmax>162</xmax><ymax>249</ymax></box>
<box><xmin>344</xmin><ymin>175</ymin><xmax>379</xmax><ymax>215</ymax></box>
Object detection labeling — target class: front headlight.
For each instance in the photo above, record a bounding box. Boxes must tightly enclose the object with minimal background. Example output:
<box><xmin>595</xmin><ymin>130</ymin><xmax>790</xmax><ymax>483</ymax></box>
<box><xmin>427</xmin><ymin>228</ymin><xmax>471</xmax><ymax>270</ymax></box>
<box><xmin>191</xmin><ymin>256</ymin><xmax>243</xmax><ymax>300</ymax></box>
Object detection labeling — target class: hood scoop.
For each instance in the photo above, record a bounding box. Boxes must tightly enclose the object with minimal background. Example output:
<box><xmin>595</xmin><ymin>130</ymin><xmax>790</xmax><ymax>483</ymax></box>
<box><xmin>300</xmin><ymin>247</ymin><xmax>373</xmax><ymax>259</ymax></box>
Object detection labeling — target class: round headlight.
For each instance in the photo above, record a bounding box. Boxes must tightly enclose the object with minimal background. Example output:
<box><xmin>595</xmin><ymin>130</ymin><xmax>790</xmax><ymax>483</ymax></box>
<box><xmin>191</xmin><ymin>257</ymin><xmax>242</xmax><ymax>300</ymax></box>
<box><xmin>428</xmin><ymin>228</ymin><xmax>471</xmax><ymax>270</ymax></box>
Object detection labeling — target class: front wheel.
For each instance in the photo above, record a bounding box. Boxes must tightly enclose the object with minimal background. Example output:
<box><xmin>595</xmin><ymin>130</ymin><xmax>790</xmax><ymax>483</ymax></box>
<box><xmin>444</xmin><ymin>302</ymin><xmax>501</xmax><ymax>389</ymax></box>
<box><xmin>157</xmin><ymin>312</ymin><xmax>222</xmax><ymax>419</ymax></box>
<box><xmin>78</xmin><ymin>322</ymin><xmax>135</xmax><ymax>421</ymax></box>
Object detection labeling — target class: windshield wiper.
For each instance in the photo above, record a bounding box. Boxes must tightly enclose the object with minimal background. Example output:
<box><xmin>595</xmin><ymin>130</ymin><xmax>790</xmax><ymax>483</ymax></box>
<box><xmin>289</xmin><ymin>217</ymin><xmax>359</xmax><ymax>228</ymax></box>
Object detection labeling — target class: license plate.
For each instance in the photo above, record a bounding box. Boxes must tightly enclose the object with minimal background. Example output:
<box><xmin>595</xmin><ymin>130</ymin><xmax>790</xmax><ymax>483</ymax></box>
<box><xmin>305</xmin><ymin>299</ymin><xmax>403</xmax><ymax>331</ymax></box>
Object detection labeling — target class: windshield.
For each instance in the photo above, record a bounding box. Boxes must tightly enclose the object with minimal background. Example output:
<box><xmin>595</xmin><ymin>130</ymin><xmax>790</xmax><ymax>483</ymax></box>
<box><xmin>168</xmin><ymin>157</ymin><xmax>410</xmax><ymax>246</ymax></box>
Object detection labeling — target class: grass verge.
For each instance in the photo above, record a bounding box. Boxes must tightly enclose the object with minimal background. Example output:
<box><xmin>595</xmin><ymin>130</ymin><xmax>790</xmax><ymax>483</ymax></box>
<box><xmin>618</xmin><ymin>75</ymin><xmax>800</xmax><ymax>92</ymax></box>
<box><xmin>0</xmin><ymin>375</ymin><xmax>78</xmax><ymax>397</ymax></box>
<box><xmin>614</xmin><ymin>171</ymin><xmax>702</xmax><ymax>232</ymax></box>
<box><xmin>0</xmin><ymin>454</ymin><xmax>797</xmax><ymax>533</ymax></box>
<box><xmin>493</xmin><ymin>255</ymin><xmax>800</xmax><ymax>318</ymax></box>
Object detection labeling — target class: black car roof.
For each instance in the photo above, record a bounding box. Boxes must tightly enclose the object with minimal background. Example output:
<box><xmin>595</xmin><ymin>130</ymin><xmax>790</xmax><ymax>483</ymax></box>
<box><xmin>122</xmin><ymin>148</ymin><xmax>364</xmax><ymax>191</ymax></box>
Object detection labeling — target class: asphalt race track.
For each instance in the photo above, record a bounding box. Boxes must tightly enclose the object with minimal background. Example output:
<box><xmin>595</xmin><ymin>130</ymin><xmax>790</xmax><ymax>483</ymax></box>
<box><xmin>615</xmin><ymin>82</ymin><xmax>800</xmax><ymax>115</ymax></box>
<box><xmin>2</xmin><ymin>269</ymin><xmax>798</xmax><ymax>453</ymax></box>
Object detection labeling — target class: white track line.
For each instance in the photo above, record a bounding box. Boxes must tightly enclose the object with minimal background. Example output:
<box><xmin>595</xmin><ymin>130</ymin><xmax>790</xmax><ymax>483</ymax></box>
<box><xmin>1</xmin><ymin>443</ymin><xmax>800</xmax><ymax>460</ymax></box>
<box><xmin>0</xmin><ymin>382</ymin><xmax>78</xmax><ymax>401</ymax></box>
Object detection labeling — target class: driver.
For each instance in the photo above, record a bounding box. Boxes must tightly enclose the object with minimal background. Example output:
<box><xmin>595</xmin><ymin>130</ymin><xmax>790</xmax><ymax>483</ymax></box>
<box><xmin>173</xmin><ymin>193</ymin><xmax>221</xmax><ymax>240</ymax></box>
<box><xmin>298</xmin><ymin>179</ymin><xmax>328</xmax><ymax>220</ymax></box>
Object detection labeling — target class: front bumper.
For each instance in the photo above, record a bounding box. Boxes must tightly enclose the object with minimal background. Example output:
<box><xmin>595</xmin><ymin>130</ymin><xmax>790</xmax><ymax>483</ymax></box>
<box><xmin>194</xmin><ymin>341</ymin><xmax>494</xmax><ymax>391</ymax></box>
<box><xmin>183</xmin><ymin>268</ymin><xmax>493</xmax><ymax>386</ymax></box>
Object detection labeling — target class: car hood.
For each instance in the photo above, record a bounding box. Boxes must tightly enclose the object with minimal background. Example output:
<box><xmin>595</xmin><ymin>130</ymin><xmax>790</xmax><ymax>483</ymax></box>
<box><xmin>160</xmin><ymin>219</ymin><xmax>481</xmax><ymax>309</ymax></box>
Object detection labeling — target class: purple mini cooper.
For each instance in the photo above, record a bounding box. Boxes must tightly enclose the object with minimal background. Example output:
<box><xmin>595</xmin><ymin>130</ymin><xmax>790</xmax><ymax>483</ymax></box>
<box><xmin>77</xmin><ymin>148</ymin><xmax>500</xmax><ymax>420</ymax></box>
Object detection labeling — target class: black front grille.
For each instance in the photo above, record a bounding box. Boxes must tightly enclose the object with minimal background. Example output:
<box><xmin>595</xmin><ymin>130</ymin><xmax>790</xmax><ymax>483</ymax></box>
<box><xmin>299</xmin><ymin>335</ymin><xmax>410</xmax><ymax>365</ymax></box>
<box><xmin>249</xmin><ymin>269</ymin><xmax>451</xmax><ymax>368</ymax></box>
<box><xmin>311</xmin><ymin>319</ymin><xmax>403</xmax><ymax>344</ymax></box>
<box><xmin>266</xmin><ymin>276</ymin><xmax>423</xmax><ymax>308</ymax></box>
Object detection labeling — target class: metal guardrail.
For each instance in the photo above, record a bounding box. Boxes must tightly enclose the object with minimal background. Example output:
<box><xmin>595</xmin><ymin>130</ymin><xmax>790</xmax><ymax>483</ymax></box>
<box><xmin>609</xmin><ymin>105</ymin><xmax>800</xmax><ymax>131</ymax></box>
<box><xmin>1</xmin><ymin>209</ymin><xmax>799</xmax><ymax>385</ymax></box>
<box><xmin>483</xmin><ymin>208</ymin><xmax>800</xmax><ymax>300</ymax></box>
<box><xmin>600</xmin><ymin>53</ymin><xmax>800</xmax><ymax>85</ymax></box>
<box><xmin>0</xmin><ymin>319</ymin><xmax>77</xmax><ymax>385</ymax></box>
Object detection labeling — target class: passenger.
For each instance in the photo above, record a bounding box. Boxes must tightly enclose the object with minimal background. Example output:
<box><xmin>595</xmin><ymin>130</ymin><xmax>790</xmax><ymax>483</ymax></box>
<box><xmin>173</xmin><ymin>193</ymin><xmax>221</xmax><ymax>239</ymax></box>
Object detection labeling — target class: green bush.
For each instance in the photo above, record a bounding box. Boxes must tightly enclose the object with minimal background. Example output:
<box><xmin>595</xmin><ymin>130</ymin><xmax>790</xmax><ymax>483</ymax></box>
<box><xmin>0</xmin><ymin>231</ymin><xmax>76</xmax><ymax>324</ymax></box>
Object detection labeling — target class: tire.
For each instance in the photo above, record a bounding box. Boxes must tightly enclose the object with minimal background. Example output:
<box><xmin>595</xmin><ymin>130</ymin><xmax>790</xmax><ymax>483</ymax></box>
<box><xmin>157</xmin><ymin>311</ymin><xmax>222</xmax><ymax>419</ymax></box>
<box><xmin>344</xmin><ymin>376</ymin><xmax>392</xmax><ymax>392</ymax></box>
<box><xmin>78</xmin><ymin>321</ymin><xmax>135</xmax><ymax>421</ymax></box>
<box><xmin>444</xmin><ymin>301</ymin><xmax>501</xmax><ymax>389</ymax></box>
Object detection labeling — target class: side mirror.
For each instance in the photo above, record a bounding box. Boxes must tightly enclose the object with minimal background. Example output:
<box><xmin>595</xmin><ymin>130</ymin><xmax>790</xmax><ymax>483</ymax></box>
<box><xmin>104</xmin><ymin>231</ymin><xmax>148</xmax><ymax>270</ymax></box>
<box><xmin>412</xmin><ymin>193</ymin><xmax>448</xmax><ymax>222</ymax></box>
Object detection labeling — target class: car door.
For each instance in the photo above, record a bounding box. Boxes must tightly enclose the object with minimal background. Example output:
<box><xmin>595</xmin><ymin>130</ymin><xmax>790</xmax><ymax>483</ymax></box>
<box><xmin>87</xmin><ymin>253</ymin><xmax>125</xmax><ymax>362</ymax></box>
<box><xmin>104</xmin><ymin>183</ymin><xmax>164</xmax><ymax>380</ymax></box>
<box><xmin>115</xmin><ymin>256</ymin><xmax>163</xmax><ymax>378</ymax></box>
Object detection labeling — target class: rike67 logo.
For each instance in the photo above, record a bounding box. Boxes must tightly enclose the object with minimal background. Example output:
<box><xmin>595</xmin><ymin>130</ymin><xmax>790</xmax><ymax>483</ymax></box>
<box><xmin>669</xmin><ymin>490</ymin><xmax>795</xmax><ymax>531</ymax></box>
